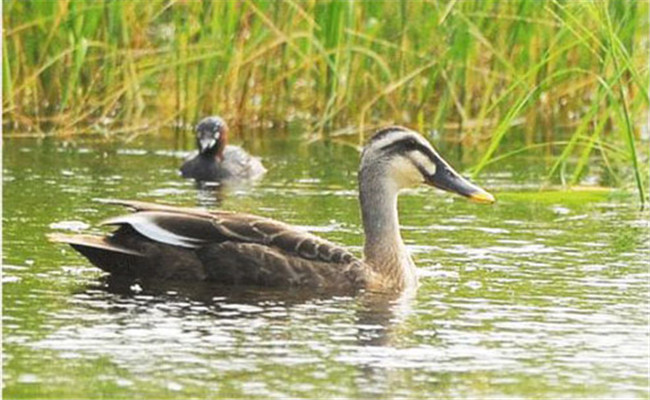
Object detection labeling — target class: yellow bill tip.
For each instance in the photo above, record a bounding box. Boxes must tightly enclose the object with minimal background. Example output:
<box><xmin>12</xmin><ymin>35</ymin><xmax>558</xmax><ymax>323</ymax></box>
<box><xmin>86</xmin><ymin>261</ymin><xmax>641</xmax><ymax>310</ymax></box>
<box><xmin>469</xmin><ymin>190</ymin><xmax>496</xmax><ymax>204</ymax></box>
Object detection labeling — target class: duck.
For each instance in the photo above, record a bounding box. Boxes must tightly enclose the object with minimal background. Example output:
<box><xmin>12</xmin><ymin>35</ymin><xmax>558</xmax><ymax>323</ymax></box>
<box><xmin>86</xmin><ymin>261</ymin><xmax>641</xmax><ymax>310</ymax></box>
<box><xmin>51</xmin><ymin>126</ymin><xmax>494</xmax><ymax>293</ymax></box>
<box><xmin>180</xmin><ymin>116</ymin><xmax>266</xmax><ymax>181</ymax></box>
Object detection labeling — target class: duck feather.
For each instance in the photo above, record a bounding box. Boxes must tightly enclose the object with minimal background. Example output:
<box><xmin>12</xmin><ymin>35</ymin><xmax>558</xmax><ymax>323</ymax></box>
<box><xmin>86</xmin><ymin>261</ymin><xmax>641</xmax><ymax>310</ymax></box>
<box><xmin>98</xmin><ymin>200</ymin><xmax>358</xmax><ymax>265</ymax></box>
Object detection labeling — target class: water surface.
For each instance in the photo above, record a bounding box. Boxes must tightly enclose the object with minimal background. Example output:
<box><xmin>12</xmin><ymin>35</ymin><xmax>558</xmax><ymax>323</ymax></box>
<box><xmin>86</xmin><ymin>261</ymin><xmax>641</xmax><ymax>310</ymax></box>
<box><xmin>3</xmin><ymin>130</ymin><xmax>648</xmax><ymax>399</ymax></box>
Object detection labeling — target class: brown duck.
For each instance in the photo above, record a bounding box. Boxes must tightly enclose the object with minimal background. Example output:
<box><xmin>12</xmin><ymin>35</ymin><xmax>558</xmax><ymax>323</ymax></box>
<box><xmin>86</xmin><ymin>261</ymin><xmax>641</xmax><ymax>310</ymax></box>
<box><xmin>51</xmin><ymin>126</ymin><xmax>494</xmax><ymax>293</ymax></box>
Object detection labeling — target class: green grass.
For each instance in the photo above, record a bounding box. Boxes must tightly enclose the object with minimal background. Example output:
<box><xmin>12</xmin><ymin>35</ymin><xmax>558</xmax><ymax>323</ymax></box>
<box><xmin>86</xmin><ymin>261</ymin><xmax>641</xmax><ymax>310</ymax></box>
<box><xmin>2</xmin><ymin>0</ymin><xmax>648</xmax><ymax>202</ymax></box>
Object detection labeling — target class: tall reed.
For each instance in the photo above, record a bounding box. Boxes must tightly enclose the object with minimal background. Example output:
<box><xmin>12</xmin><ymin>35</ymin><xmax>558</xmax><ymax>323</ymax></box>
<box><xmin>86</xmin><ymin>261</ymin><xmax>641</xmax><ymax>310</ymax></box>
<box><xmin>3</xmin><ymin>0</ymin><xmax>648</xmax><ymax>201</ymax></box>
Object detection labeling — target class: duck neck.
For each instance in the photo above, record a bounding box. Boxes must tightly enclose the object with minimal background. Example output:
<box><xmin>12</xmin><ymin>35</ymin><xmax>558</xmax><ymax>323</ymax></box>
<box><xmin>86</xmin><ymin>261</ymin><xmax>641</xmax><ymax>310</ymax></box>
<box><xmin>359</xmin><ymin>168</ymin><xmax>417</xmax><ymax>289</ymax></box>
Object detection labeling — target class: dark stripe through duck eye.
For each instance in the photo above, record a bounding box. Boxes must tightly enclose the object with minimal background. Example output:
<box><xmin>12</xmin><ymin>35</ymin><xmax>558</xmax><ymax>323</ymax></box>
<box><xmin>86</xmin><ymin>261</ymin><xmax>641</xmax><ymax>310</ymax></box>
<box><xmin>379</xmin><ymin>136</ymin><xmax>438</xmax><ymax>165</ymax></box>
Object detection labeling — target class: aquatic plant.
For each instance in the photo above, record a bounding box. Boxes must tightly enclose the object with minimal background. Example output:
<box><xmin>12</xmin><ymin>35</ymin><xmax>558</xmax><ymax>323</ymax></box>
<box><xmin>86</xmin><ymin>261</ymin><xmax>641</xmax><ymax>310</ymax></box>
<box><xmin>2</xmin><ymin>0</ymin><xmax>648</xmax><ymax>201</ymax></box>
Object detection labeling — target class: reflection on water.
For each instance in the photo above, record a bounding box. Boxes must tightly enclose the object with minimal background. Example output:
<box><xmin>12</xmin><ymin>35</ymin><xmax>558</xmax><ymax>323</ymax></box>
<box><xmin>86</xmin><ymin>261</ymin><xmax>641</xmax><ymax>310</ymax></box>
<box><xmin>3</xmin><ymin>133</ymin><xmax>649</xmax><ymax>398</ymax></box>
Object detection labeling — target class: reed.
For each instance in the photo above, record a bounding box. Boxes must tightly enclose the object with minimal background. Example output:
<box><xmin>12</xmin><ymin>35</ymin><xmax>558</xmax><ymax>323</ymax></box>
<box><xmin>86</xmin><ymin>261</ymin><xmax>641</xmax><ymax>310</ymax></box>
<box><xmin>2</xmin><ymin>0</ymin><xmax>648</xmax><ymax>201</ymax></box>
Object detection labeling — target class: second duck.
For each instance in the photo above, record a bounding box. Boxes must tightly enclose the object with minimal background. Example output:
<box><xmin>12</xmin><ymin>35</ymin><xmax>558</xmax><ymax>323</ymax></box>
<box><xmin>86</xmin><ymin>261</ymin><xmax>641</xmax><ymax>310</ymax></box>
<box><xmin>180</xmin><ymin>116</ymin><xmax>266</xmax><ymax>182</ymax></box>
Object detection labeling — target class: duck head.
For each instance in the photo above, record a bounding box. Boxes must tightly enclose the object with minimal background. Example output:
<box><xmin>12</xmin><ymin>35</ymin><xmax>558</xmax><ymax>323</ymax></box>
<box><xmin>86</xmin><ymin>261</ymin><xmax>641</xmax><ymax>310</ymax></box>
<box><xmin>196</xmin><ymin>116</ymin><xmax>228</xmax><ymax>159</ymax></box>
<box><xmin>360</xmin><ymin>126</ymin><xmax>495</xmax><ymax>204</ymax></box>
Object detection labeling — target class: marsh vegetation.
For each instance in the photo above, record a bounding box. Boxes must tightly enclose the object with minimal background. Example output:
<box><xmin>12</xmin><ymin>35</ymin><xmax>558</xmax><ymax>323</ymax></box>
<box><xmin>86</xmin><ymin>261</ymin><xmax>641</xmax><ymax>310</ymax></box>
<box><xmin>3</xmin><ymin>0</ymin><xmax>648</xmax><ymax>200</ymax></box>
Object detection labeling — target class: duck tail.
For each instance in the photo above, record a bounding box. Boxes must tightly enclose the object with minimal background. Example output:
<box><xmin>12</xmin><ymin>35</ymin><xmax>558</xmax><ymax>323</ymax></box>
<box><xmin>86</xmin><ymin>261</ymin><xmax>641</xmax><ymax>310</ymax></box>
<box><xmin>48</xmin><ymin>233</ymin><xmax>144</xmax><ymax>275</ymax></box>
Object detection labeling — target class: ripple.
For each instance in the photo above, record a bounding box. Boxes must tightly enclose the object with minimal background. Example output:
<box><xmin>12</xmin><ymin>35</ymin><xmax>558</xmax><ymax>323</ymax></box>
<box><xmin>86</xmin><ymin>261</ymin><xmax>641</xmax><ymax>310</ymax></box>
<box><xmin>4</xmin><ymin>139</ymin><xmax>649</xmax><ymax>399</ymax></box>
<box><xmin>49</xmin><ymin>220</ymin><xmax>90</xmax><ymax>232</ymax></box>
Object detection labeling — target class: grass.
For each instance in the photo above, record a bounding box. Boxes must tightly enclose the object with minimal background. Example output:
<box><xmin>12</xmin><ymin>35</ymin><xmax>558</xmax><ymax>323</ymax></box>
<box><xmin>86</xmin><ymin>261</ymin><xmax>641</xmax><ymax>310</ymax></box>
<box><xmin>2</xmin><ymin>0</ymin><xmax>648</xmax><ymax>202</ymax></box>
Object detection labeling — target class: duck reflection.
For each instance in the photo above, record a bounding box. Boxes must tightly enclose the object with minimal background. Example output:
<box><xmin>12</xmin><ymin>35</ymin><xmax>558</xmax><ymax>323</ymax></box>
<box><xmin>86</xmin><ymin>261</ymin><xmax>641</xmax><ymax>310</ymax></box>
<box><xmin>194</xmin><ymin>180</ymin><xmax>227</xmax><ymax>208</ymax></box>
<box><xmin>87</xmin><ymin>275</ymin><xmax>416</xmax><ymax>348</ymax></box>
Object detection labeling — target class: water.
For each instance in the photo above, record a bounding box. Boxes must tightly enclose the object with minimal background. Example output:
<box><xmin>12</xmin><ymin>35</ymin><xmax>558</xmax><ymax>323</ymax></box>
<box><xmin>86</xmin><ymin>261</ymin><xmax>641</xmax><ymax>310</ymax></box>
<box><xmin>3</xmin><ymin>130</ymin><xmax>649</xmax><ymax>399</ymax></box>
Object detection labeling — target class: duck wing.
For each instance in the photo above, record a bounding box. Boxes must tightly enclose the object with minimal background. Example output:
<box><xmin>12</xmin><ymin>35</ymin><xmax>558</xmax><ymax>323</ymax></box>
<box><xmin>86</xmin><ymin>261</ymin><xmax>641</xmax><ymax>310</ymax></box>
<box><xmin>222</xmin><ymin>146</ymin><xmax>266</xmax><ymax>179</ymax></box>
<box><xmin>99</xmin><ymin>199</ymin><xmax>357</xmax><ymax>264</ymax></box>
<box><xmin>55</xmin><ymin>200</ymin><xmax>366</xmax><ymax>288</ymax></box>
<box><xmin>197</xmin><ymin>241</ymin><xmax>366</xmax><ymax>289</ymax></box>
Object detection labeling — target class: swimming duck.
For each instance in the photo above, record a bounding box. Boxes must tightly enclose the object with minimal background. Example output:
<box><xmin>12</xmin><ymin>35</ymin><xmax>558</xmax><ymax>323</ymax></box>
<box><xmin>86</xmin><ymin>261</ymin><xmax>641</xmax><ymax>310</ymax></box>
<box><xmin>180</xmin><ymin>116</ymin><xmax>266</xmax><ymax>181</ymax></box>
<box><xmin>51</xmin><ymin>126</ymin><xmax>494</xmax><ymax>293</ymax></box>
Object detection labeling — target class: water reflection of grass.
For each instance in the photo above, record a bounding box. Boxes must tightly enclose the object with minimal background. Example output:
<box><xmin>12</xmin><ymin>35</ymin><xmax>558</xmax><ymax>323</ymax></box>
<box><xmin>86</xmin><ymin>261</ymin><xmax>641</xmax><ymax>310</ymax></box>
<box><xmin>2</xmin><ymin>1</ymin><xmax>648</xmax><ymax>200</ymax></box>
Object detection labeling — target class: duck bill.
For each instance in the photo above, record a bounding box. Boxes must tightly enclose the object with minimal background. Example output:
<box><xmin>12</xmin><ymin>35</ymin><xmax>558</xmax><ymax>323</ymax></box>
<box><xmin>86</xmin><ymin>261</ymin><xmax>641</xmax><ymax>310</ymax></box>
<box><xmin>199</xmin><ymin>137</ymin><xmax>217</xmax><ymax>153</ymax></box>
<box><xmin>197</xmin><ymin>129</ymin><xmax>220</xmax><ymax>154</ymax></box>
<box><xmin>427</xmin><ymin>165</ymin><xmax>495</xmax><ymax>204</ymax></box>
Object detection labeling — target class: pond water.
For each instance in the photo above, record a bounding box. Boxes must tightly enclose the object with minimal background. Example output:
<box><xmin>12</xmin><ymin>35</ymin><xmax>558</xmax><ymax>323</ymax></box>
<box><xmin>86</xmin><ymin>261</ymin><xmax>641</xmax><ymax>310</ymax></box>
<box><xmin>3</xmin><ymin>128</ymin><xmax>649</xmax><ymax>399</ymax></box>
